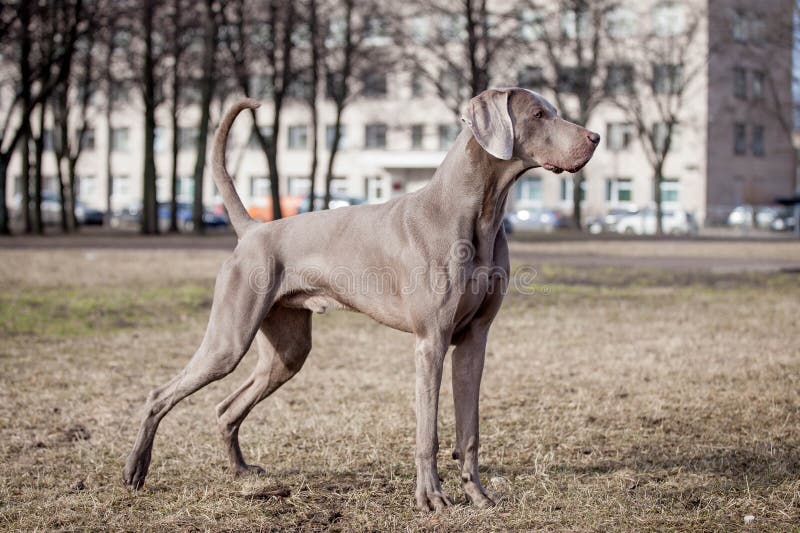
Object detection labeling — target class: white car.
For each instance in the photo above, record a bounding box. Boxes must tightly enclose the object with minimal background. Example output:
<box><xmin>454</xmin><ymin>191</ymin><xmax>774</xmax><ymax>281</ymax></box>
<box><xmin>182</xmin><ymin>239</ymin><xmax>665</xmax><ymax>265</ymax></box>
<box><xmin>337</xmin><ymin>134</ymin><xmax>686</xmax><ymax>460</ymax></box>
<box><xmin>727</xmin><ymin>205</ymin><xmax>781</xmax><ymax>229</ymax></box>
<box><xmin>614</xmin><ymin>208</ymin><xmax>698</xmax><ymax>236</ymax></box>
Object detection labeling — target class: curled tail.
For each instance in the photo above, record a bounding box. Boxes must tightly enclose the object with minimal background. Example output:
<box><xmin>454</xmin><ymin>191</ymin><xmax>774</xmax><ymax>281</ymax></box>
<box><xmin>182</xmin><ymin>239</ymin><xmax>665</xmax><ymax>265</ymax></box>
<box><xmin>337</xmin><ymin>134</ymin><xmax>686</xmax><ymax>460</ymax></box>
<box><xmin>213</xmin><ymin>99</ymin><xmax>260</xmax><ymax>238</ymax></box>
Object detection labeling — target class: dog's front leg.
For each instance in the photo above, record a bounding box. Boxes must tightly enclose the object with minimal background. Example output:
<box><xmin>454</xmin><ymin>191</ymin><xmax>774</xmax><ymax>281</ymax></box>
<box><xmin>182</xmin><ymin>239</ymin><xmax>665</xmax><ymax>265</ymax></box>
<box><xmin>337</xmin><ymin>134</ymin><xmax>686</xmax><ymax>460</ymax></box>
<box><xmin>413</xmin><ymin>334</ymin><xmax>453</xmax><ymax>511</ymax></box>
<box><xmin>452</xmin><ymin>325</ymin><xmax>498</xmax><ymax>508</ymax></box>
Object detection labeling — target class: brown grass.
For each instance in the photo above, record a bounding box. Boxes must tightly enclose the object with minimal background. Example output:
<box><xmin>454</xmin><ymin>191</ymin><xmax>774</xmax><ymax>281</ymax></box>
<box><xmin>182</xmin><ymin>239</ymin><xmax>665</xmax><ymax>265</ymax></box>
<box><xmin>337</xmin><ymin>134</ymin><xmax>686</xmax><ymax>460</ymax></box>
<box><xmin>1</xmin><ymin>243</ymin><xmax>799</xmax><ymax>531</ymax></box>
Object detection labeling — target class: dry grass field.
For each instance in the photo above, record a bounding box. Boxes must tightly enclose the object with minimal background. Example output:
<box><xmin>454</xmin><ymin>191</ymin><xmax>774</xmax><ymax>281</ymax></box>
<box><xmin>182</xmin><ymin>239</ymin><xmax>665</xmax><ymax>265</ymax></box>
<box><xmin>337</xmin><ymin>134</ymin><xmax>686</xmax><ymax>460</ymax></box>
<box><xmin>1</xmin><ymin>240</ymin><xmax>799</xmax><ymax>531</ymax></box>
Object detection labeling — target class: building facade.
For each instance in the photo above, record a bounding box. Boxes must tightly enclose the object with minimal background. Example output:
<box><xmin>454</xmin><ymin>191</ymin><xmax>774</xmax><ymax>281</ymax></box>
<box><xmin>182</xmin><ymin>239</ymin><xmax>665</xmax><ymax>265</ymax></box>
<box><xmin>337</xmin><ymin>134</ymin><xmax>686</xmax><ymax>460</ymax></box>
<box><xmin>4</xmin><ymin>0</ymin><xmax>795</xmax><ymax>227</ymax></box>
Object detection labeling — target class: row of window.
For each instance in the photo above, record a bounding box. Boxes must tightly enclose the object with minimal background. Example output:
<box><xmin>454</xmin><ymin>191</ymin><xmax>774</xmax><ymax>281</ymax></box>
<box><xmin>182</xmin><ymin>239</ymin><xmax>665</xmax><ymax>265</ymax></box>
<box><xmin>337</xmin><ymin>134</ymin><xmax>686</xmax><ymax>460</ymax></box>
<box><xmin>514</xmin><ymin>175</ymin><xmax>680</xmax><ymax>205</ymax></box>
<box><xmin>71</xmin><ymin>122</ymin><xmax>464</xmax><ymax>154</ymax></box>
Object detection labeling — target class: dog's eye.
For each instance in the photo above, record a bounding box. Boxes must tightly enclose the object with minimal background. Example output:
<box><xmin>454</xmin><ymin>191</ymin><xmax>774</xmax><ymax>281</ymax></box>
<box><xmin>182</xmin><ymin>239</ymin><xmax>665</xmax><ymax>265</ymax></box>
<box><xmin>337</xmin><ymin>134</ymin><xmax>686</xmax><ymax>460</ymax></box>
<box><xmin>534</xmin><ymin>110</ymin><xmax>543</xmax><ymax>119</ymax></box>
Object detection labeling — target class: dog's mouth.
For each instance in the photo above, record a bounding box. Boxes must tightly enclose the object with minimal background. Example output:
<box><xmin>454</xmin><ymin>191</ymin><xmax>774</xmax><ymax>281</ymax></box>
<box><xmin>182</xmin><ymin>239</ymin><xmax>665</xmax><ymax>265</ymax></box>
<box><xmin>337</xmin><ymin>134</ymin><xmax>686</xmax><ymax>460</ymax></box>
<box><xmin>542</xmin><ymin>163</ymin><xmax>564</xmax><ymax>174</ymax></box>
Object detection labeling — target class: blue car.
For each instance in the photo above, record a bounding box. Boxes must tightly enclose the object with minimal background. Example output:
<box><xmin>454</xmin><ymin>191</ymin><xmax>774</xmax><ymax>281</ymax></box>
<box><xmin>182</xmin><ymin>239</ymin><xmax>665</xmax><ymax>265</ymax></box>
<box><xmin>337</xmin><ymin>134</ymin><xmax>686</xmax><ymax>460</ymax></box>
<box><xmin>111</xmin><ymin>202</ymin><xmax>228</xmax><ymax>231</ymax></box>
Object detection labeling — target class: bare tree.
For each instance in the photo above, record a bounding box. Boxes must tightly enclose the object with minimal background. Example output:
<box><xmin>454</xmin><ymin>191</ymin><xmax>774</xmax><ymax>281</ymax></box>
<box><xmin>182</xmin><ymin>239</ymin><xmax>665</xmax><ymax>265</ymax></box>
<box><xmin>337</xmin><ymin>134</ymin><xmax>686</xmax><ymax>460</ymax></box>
<box><xmin>608</xmin><ymin>5</ymin><xmax>705</xmax><ymax>234</ymax></box>
<box><xmin>190</xmin><ymin>0</ymin><xmax>222</xmax><ymax>234</ymax></box>
<box><xmin>224</xmin><ymin>0</ymin><xmax>300</xmax><ymax>221</ymax></box>
<box><xmin>0</xmin><ymin>0</ymin><xmax>84</xmax><ymax>235</ymax></box>
<box><xmin>399</xmin><ymin>0</ymin><xmax>515</xmax><ymax>118</ymax></box>
<box><xmin>515</xmin><ymin>0</ymin><xmax>615</xmax><ymax>229</ymax></box>
<box><xmin>52</xmin><ymin>22</ymin><xmax>97</xmax><ymax>232</ymax></box>
<box><xmin>165</xmin><ymin>0</ymin><xmax>192</xmax><ymax>232</ymax></box>
<box><xmin>305</xmin><ymin>0</ymin><xmax>321</xmax><ymax>211</ymax></box>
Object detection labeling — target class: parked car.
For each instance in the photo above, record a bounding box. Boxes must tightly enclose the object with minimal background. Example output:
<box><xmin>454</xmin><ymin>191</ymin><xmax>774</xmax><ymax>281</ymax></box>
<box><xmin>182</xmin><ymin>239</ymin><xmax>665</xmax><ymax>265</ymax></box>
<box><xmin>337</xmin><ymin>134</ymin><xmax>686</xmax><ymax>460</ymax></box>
<box><xmin>586</xmin><ymin>208</ymin><xmax>638</xmax><ymax>234</ymax></box>
<box><xmin>298</xmin><ymin>194</ymin><xmax>365</xmax><ymax>213</ymax></box>
<box><xmin>10</xmin><ymin>192</ymin><xmax>62</xmax><ymax>226</ymax></box>
<box><xmin>505</xmin><ymin>207</ymin><xmax>568</xmax><ymax>233</ymax></box>
<box><xmin>727</xmin><ymin>205</ymin><xmax>782</xmax><ymax>229</ymax></box>
<box><xmin>110</xmin><ymin>201</ymin><xmax>228</xmax><ymax>231</ymax></box>
<box><xmin>769</xmin><ymin>208</ymin><xmax>797</xmax><ymax>232</ymax></box>
<box><xmin>247</xmin><ymin>195</ymin><xmax>304</xmax><ymax>221</ymax></box>
<box><xmin>75</xmin><ymin>202</ymin><xmax>105</xmax><ymax>225</ymax></box>
<box><xmin>614</xmin><ymin>208</ymin><xmax>698</xmax><ymax>236</ymax></box>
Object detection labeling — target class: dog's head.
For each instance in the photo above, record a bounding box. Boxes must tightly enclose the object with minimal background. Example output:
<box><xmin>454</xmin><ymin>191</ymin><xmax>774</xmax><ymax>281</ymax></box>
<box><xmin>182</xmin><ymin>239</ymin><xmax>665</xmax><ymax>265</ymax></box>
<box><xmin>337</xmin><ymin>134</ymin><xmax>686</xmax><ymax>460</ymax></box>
<box><xmin>462</xmin><ymin>88</ymin><xmax>599</xmax><ymax>173</ymax></box>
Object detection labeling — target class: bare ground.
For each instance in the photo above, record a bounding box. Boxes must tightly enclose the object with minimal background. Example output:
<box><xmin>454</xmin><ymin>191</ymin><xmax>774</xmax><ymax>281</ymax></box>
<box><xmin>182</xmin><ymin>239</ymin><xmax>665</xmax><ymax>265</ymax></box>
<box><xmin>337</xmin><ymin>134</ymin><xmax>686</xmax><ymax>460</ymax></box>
<box><xmin>1</xmin><ymin>240</ymin><xmax>799</xmax><ymax>531</ymax></box>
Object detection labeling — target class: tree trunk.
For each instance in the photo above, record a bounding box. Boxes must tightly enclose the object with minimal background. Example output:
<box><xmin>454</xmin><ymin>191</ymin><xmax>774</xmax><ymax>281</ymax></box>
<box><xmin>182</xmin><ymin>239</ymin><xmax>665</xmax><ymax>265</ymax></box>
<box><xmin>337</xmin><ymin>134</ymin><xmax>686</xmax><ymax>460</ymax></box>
<box><xmin>654</xmin><ymin>167</ymin><xmax>664</xmax><ymax>236</ymax></box>
<box><xmin>306</xmin><ymin>0</ymin><xmax>319</xmax><ymax>211</ymax></box>
<box><xmin>21</xmin><ymin>126</ymin><xmax>32</xmax><ymax>233</ymax></box>
<box><xmin>20</xmin><ymin>3</ymin><xmax>33</xmax><ymax>234</ymax></box>
<box><xmin>0</xmin><ymin>155</ymin><xmax>9</xmax><ymax>234</ymax></box>
<box><xmin>141</xmin><ymin>0</ymin><xmax>158</xmax><ymax>234</ymax></box>
<box><xmin>168</xmin><ymin>0</ymin><xmax>181</xmax><ymax>233</ymax></box>
<box><xmin>324</xmin><ymin>106</ymin><xmax>344</xmax><ymax>210</ymax></box>
<box><xmin>33</xmin><ymin>106</ymin><xmax>46</xmax><ymax>234</ymax></box>
<box><xmin>192</xmin><ymin>0</ymin><xmax>218</xmax><ymax>234</ymax></box>
<box><xmin>571</xmin><ymin>172</ymin><xmax>583</xmax><ymax>231</ymax></box>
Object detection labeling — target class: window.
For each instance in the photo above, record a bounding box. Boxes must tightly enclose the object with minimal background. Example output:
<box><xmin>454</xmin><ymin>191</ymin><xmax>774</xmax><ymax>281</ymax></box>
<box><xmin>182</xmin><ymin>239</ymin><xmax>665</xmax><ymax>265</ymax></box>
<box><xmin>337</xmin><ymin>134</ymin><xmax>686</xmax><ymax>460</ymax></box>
<box><xmin>750</xmin><ymin>16</ymin><xmax>766</xmax><ymax>44</ymax></box>
<box><xmin>111</xmin><ymin>127</ymin><xmax>129</xmax><ymax>152</ymax></box>
<box><xmin>153</xmin><ymin>127</ymin><xmax>167</xmax><ymax>153</ymax></box>
<box><xmin>653</xmin><ymin>64</ymin><xmax>682</xmax><ymax>94</ymax></box>
<box><xmin>561</xmin><ymin>9</ymin><xmax>591</xmax><ymax>39</ymax></box>
<box><xmin>752</xmin><ymin>125</ymin><xmax>765</xmax><ymax>156</ymax></box>
<box><xmin>606</xmin><ymin>122</ymin><xmax>634</xmax><ymax>151</ymax></box>
<box><xmin>365</xmin><ymin>175</ymin><xmax>385</xmax><ymax>201</ymax></box>
<box><xmin>519</xmin><ymin>8</ymin><xmax>544</xmax><ymax>41</ymax></box>
<box><xmin>363</xmin><ymin>15</ymin><xmax>390</xmax><ymax>45</ymax></box>
<box><xmin>326</xmin><ymin>72</ymin><xmax>343</xmax><ymax>100</ymax></box>
<box><xmin>560</xmin><ymin>177</ymin><xmax>585</xmax><ymax>202</ymax></box>
<box><xmin>365</xmin><ymin>123</ymin><xmax>387</xmax><ymax>149</ymax></box>
<box><xmin>439</xmin><ymin>66</ymin><xmax>461</xmax><ymax>96</ymax></box>
<box><xmin>286</xmin><ymin>77</ymin><xmax>311</xmax><ymax>100</ymax></box>
<box><xmin>177</xmin><ymin>127</ymin><xmax>198</xmax><ymax>150</ymax></box>
<box><xmin>326</xmin><ymin>17</ymin><xmax>346</xmax><ymax>48</ymax></box>
<box><xmin>79</xmin><ymin>128</ymin><xmax>95</xmax><ymax>151</ymax></box>
<box><xmin>733</xmin><ymin>67</ymin><xmax>747</xmax><ymax>99</ymax></box>
<box><xmin>514</xmin><ymin>174</ymin><xmax>543</xmax><ymax>203</ymax></box>
<box><xmin>438</xmin><ymin>124</ymin><xmax>460</xmax><ymax>150</ymax></box>
<box><xmin>326</xmin><ymin>125</ymin><xmax>346</xmax><ymax>150</ymax></box>
<box><xmin>652</xmin><ymin>122</ymin><xmax>680</xmax><ymax>152</ymax></box>
<box><xmin>660</xmin><ymin>179</ymin><xmax>680</xmax><ymax>203</ymax></box>
<box><xmin>605</xmin><ymin>64</ymin><xmax>633</xmax><ymax>95</ymax></box>
<box><xmin>438</xmin><ymin>13</ymin><xmax>466</xmax><ymax>40</ymax></box>
<box><xmin>518</xmin><ymin>66</ymin><xmax>545</xmax><ymax>91</ymax></box>
<box><xmin>287</xmin><ymin>125</ymin><xmax>308</xmax><ymax>149</ymax></box>
<box><xmin>606</xmin><ymin>7</ymin><xmax>635</xmax><ymax>39</ymax></box>
<box><xmin>287</xmin><ymin>177</ymin><xmax>310</xmax><ymax>197</ymax></box>
<box><xmin>752</xmin><ymin>70</ymin><xmax>765</xmax><ymax>100</ymax></box>
<box><xmin>411</xmin><ymin>69</ymin><xmax>425</xmax><ymax>97</ymax></box>
<box><xmin>558</xmin><ymin>66</ymin><xmax>588</xmax><ymax>94</ymax></box>
<box><xmin>76</xmin><ymin>175</ymin><xmax>96</xmax><ymax>202</ymax></box>
<box><xmin>409</xmin><ymin>16</ymin><xmax>430</xmax><ymax>44</ymax></box>
<box><xmin>652</xmin><ymin>3</ymin><xmax>686</xmax><ymax>37</ymax></box>
<box><xmin>734</xmin><ymin>123</ymin><xmax>747</xmax><ymax>154</ymax></box>
<box><xmin>250</xmin><ymin>176</ymin><xmax>270</xmax><ymax>198</ymax></box>
<box><xmin>248</xmin><ymin>126</ymin><xmax>274</xmax><ymax>148</ymax></box>
<box><xmin>411</xmin><ymin>124</ymin><xmax>424</xmax><ymax>149</ymax></box>
<box><xmin>176</xmin><ymin>176</ymin><xmax>194</xmax><ymax>201</ymax></box>
<box><xmin>42</xmin><ymin>129</ymin><xmax>54</xmax><ymax>151</ymax></box>
<box><xmin>112</xmin><ymin>175</ymin><xmax>130</xmax><ymax>197</ymax></box>
<box><xmin>248</xmin><ymin>74</ymin><xmax>273</xmax><ymax>99</ymax></box>
<box><xmin>606</xmin><ymin>178</ymin><xmax>633</xmax><ymax>203</ymax></box>
<box><xmin>362</xmin><ymin>70</ymin><xmax>387</xmax><ymax>97</ymax></box>
<box><xmin>732</xmin><ymin>10</ymin><xmax>747</xmax><ymax>42</ymax></box>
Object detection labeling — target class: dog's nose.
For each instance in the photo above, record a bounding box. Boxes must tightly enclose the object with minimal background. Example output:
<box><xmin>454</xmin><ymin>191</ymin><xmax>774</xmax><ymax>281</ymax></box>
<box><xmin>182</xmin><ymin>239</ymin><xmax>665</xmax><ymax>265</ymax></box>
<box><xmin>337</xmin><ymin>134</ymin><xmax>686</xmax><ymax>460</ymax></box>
<box><xmin>587</xmin><ymin>131</ymin><xmax>600</xmax><ymax>145</ymax></box>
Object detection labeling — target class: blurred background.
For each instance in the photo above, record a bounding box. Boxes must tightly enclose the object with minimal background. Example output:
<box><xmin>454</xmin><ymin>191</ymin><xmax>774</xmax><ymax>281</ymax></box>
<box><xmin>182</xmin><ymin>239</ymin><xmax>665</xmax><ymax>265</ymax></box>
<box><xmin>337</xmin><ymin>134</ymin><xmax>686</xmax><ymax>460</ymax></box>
<box><xmin>1</xmin><ymin>0</ymin><xmax>799</xmax><ymax>239</ymax></box>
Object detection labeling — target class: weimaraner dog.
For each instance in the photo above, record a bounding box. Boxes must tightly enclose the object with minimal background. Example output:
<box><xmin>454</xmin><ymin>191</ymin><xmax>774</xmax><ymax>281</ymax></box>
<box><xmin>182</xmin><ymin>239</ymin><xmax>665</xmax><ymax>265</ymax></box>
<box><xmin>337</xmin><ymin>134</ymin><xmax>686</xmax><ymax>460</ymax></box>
<box><xmin>123</xmin><ymin>87</ymin><xmax>599</xmax><ymax>510</ymax></box>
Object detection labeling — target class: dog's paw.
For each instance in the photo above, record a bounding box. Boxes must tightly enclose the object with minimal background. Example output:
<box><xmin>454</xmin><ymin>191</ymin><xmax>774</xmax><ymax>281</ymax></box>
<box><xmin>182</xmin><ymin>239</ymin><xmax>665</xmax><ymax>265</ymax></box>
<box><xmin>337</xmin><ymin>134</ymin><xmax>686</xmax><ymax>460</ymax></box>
<box><xmin>232</xmin><ymin>463</ymin><xmax>266</xmax><ymax>477</ymax></box>
<box><xmin>122</xmin><ymin>457</ymin><xmax>148</xmax><ymax>490</ymax></box>
<box><xmin>463</xmin><ymin>480</ymin><xmax>498</xmax><ymax>508</ymax></box>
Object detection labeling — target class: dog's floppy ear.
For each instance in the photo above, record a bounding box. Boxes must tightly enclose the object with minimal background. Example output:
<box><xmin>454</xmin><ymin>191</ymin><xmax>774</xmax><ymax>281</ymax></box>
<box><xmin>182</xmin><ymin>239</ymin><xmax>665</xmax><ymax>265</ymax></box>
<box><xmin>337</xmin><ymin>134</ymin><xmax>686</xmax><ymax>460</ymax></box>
<box><xmin>461</xmin><ymin>89</ymin><xmax>514</xmax><ymax>160</ymax></box>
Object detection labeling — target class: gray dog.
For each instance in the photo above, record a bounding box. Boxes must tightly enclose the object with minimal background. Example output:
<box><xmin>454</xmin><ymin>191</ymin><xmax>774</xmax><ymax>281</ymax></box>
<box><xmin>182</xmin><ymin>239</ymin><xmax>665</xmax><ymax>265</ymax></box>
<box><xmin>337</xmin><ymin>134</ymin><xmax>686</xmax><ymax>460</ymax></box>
<box><xmin>123</xmin><ymin>87</ymin><xmax>599</xmax><ymax>510</ymax></box>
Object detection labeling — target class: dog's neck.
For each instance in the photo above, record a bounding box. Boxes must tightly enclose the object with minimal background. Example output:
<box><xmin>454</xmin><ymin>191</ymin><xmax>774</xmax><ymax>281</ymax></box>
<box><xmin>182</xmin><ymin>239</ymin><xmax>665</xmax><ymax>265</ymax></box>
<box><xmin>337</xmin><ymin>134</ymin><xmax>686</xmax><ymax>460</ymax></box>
<box><xmin>425</xmin><ymin>129</ymin><xmax>529</xmax><ymax>264</ymax></box>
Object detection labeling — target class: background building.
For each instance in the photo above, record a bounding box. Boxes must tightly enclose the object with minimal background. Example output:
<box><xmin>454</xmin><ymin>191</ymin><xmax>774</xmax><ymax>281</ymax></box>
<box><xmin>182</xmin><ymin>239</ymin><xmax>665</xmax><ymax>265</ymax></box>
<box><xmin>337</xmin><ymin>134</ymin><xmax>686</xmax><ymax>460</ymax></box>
<box><xmin>2</xmin><ymin>0</ymin><xmax>795</xmax><ymax>230</ymax></box>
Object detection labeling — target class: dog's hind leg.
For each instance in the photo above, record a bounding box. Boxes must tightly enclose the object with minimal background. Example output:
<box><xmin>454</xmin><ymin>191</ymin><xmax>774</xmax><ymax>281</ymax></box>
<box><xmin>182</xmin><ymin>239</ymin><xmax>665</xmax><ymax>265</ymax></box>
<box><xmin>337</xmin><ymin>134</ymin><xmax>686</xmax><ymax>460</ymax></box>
<box><xmin>216</xmin><ymin>306</ymin><xmax>312</xmax><ymax>476</ymax></box>
<box><xmin>122</xmin><ymin>256</ymin><xmax>275</xmax><ymax>489</ymax></box>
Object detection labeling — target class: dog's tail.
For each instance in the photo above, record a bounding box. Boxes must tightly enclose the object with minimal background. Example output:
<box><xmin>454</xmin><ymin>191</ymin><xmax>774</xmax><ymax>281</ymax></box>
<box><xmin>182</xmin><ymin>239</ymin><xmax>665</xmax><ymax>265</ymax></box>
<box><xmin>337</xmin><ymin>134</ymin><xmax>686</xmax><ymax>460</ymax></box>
<box><xmin>212</xmin><ymin>99</ymin><xmax>260</xmax><ymax>238</ymax></box>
